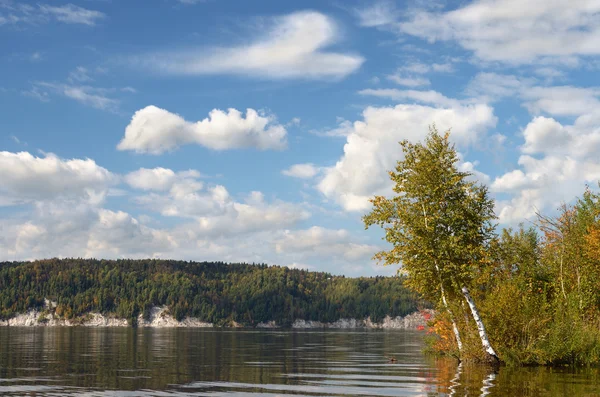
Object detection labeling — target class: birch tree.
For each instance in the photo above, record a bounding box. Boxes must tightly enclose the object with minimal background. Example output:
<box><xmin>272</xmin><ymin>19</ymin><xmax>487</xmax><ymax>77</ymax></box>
<box><xmin>363</xmin><ymin>127</ymin><xmax>499</xmax><ymax>363</ymax></box>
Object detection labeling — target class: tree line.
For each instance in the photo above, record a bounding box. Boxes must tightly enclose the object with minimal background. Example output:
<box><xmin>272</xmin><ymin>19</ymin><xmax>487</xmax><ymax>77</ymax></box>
<box><xmin>0</xmin><ymin>259</ymin><xmax>423</xmax><ymax>326</ymax></box>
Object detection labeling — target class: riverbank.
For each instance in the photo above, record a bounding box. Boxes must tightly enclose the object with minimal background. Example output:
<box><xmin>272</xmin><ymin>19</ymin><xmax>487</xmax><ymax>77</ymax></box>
<box><xmin>0</xmin><ymin>306</ymin><xmax>432</xmax><ymax>329</ymax></box>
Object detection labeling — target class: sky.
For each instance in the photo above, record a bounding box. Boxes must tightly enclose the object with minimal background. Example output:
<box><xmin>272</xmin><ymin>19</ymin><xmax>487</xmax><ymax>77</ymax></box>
<box><xmin>1</xmin><ymin>0</ymin><xmax>600</xmax><ymax>276</ymax></box>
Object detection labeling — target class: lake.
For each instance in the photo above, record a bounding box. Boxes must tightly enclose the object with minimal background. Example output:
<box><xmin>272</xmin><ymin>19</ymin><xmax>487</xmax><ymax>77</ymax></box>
<box><xmin>0</xmin><ymin>327</ymin><xmax>599</xmax><ymax>396</ymax></box>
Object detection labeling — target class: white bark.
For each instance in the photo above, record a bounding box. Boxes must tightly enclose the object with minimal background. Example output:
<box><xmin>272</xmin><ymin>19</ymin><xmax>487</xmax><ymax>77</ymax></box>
<box><xmin>423</xmin><ymin>203</ymin><xmax>463</xmax><ymax>353</ymax></box>
<box><xmin>436</xmin><ymin>263</ymin><xmax>463</xmax><ymax>352</ymax></box>
<box><xmin>441</xmin><ymin>282</ymin><xmax>463</xmax><ymax>352</ymax></box>
<box><xmin>461</xmin><ymin>286</ymin><xmax>498</xmax><ymax>360</ymax></box>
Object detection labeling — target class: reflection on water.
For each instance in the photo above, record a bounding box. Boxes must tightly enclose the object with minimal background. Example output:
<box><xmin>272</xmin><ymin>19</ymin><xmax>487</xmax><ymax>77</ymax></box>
<box><xmin>0</xmin><ymin>327</ymin><xmax>599</xmax><ymax>396</ymax></box>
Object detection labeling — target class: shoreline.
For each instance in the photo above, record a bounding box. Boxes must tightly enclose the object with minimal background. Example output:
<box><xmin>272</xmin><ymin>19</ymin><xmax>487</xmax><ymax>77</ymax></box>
<box><xmin>0</xmin><ymin>306</ymin><xmax>431</xmax><ymax>329</ymax></box>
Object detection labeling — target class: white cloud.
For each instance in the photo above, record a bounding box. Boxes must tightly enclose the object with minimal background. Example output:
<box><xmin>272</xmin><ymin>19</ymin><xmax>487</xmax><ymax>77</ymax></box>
<box><xmin>459</xmin><ymin>160</ymin><xmax>491</xmax><ymax>185</ymax></box>
<box><xmin>492</xmin><ymin>112</ymin><xmax>600</xmax><ymax>223</ymax></box>
<box><xmin>521</xmin><ymin>117</ymin><xmax>572</xmax><ymax>155</ymax></box>
<box><xmin>493</xmin><ymin>155</ymin><xmax>600</xmax><ymax>223</ymax></box>
<box><xmin>522</xmin><ymin>86</ymin><xmax>600</xmax><ymax>117</ymax></box>
<box><xmin>21</xmin><ymin>86</ymin><xmax>50</xmax><ymax>102</ymax></box>
<box><xmin>387</xmin><ymin>75</ymin><xmax>430</xmax><ymax>87</ymax></box>
<box><xmin>68</xmin><ymin>66</ymin><xmax>93</xmax><ymax>83</ymax></box>
<box><xmin>402</xmin><ymin>61</ymin><xmax>455</xmax><ymax>74</ymax></box>
<box><xmin>467</xmin><ymin>73</ymin><xmax>600</xmax><ymax>117</ymax></box>
<box><xmin>398</xmin><ymin>0</ymin><xmax>600</xmax><ymax>63</ymax></box>
<box><xmin>312</xmin><ymin>118</ymin><xmax>355</xmax><ymax>138</ymax></box>
<box><xmin>358</xmin><ymin>88</ymin><xmax>460</xmax><ymax>107</ymax></box>
<box><xmin>1</xmin><ymin>203</ymin><xmax>175</xmax><ymax>260</ymax></box>
<box><xmin>466</xmin><ymin>72</ymin><xmax>534</xmax><ymax>101</ymax></box>
<box><xmin>275</xmin><ymin>226</ymin><xmax>379</xmax><ymax>262</ymax></box>
<box><xmin>0</xmin><ymin>2</ymin><xmax>104</xmax><ymax>27</ymax></box>
<box><xmin>385</xmin><ymin>61</ymin><xmax>455</xmax><ymax>88</ymax></box>
<box><xmin>87</xmin><ymin>209</ymin><xmax>176</xmax><ymax>257</ymax></box>
<box><xmin>38</xmin><ymin>3</ymin><xmax>105</xmax><ymax>26</ymax></box>
<box><xmin>175</xmin><ymin>0</ymin><xmax>207</xmax><ymax>4</ymax></box>
<box><xmin>0</xmin><ymin>204</ymin><xmax>385</xmax><ymax>275</ymax></box>
<box><xmin>0</xmin><ymin>151</ymin><xmax>116</xmax><ymax>206</ymax></box>
<box><xmin>317</xmin><ymin>102</ymin><xmax>497</xmax><ymax>211</ymax></box>
<box><xmin>117</xmin><ymin>105</ymin><xmax>287</xmax><ymax>154</ymax></box>
<box><xmin>131</xmin><ymin>11</ymin><xmax>364</xmax><ymax>80</ymax></box>
<box><xmin>354</xmin><ymin>1</ymin><xmax>399</xmax><ymax>27</ymax></box>
<box><xmin>282</xmin><ymin>163</ymin><xmax>320</xmax><ymax>179</ymax></box>
<box><xmin>125</xmin><ymin>167</ymin><xmax>202</xmax><ymax>191</ymax></box>
<box><xmin>23</xmin><ymin>67</ymin><xmax>132</xmax><ymax>112</ymax></box>
<box><xmin>534</xmin><ymin>67</ymin><xmax>565</xmax><ymax>80</ymax></box>
<box><xmin>0</xmin><ymin>157</ymin><xmax>384</xmax><ymax>275</ymax></box>
<box><xmin>37</xmin><ymin>82</ymin><xmax>119</xmax><ymax>111</ymax></box>
<box><xmin>127</xmin><ymin>168</ymin><xmax>310</xmax><ymax>236</ymax></box>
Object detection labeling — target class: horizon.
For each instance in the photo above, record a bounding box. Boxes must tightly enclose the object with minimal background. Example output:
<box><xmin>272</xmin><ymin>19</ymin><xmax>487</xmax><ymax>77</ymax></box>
<box><xmin>2</xmin><ymin>0</ymin><xmax>599</xmax><ymax>276</ymax></box>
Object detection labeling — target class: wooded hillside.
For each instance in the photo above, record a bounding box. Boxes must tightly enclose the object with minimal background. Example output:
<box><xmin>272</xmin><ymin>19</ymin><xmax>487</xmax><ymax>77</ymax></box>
<box><xmin>0</xmin><ymin>259</ymin><xmax>422</xmax><ymax>326</ymax></box>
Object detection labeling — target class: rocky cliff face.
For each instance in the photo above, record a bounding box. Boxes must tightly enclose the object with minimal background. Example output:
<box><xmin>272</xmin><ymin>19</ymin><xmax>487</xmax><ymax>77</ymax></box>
<box><xmin>290</xmin><ymin>311</ymin><xmax>432</xmax><ymax>329</ymax></box>
<box><xmin>0</xmin><ymin>311</ymin><xmax>129</xmax><ymax>327</ymax></box>
<box><xmin>0</xmin><ymin>306</ymin><xmax>211</xmax><ymax>328</ymax></box>
<box><xmin>0</xmin><ymin>303</ymin><xmax>431</xmax><ymax>329</ymax></box>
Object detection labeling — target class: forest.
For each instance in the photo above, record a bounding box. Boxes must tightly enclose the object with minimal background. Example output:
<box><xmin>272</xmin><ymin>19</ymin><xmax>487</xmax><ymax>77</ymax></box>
<box><xmin>0</xmin><ymin>259</ymin><xmax>422</xmax><ymax>326</ymax></box>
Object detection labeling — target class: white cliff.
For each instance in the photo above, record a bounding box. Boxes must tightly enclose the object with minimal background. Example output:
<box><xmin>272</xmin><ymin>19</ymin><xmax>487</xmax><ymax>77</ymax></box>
<box><xmin>0</xmin><ymin>301</ymin><xmax>430</xmax><ymax>329</ymax></box>
<box><xmin>0</xmin><ymin>305</ymin><xmax>211</xmax><ymax>328</ymax></box>
<box><xmin>291</xmin><ymin>311</ymin><xmax>433</xmax><ymax>329</ymax></box>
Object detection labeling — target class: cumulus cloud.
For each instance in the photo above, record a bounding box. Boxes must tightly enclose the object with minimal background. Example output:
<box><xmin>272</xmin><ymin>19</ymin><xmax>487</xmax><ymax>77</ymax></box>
<box><xmin>311</xmin><ymin>118</ymin><xmax>355</xmax><ymax>138</ymax></box>
<box><xmin>125</xmin><ymin>167</ymin><xmax>202</xmax><ymax>191</ymax></box>
<box><xmin>275</xmin><ymin>226</ymin><xmax>379</xmax><ymax>262</ymax></box>
<box><xmin>0</xmin><ymin>151</ymin><xmax>116</xmax><ymax>206</ymax></box>
<box><xmin>87</xmin><ymin>209</ymin><xmax>176</xmax><ymax>257</ymax></box>
<box><xmin>1</xmin><ymin>203</ymin><xmax>175</xmax><ymax>260</ymax></box>
<box><xmin>398</xmin><ymin>0</ymin><xmax>600</xmax><ymax>63</ymax></box>
<box><xmin>493</xmin><ymin>155</ymin><xmax>600</xmax><ymax>223</ymax></box>
<box><xmin>127</xmin><ymin>168</ymin><xmax>310</xmax><ymax>236</ymax></box>
<box><xmin>317</xmin><ymin>103</ymin><xmax>497</xmax><ymax>211</ymax></box>
<box><xmin>492</xmin><ymin>112</ymin><xmax>600</xmax><ymax>223</ymax></box>
<box><xmin>130</xmin><ymin>11</ymin><xmax>364</xmax><ymax>80</ymax></box>
<box><xmin>465</xmin><ymin>75</ymin><xmax>600</xmax><ymax>224</ymax></box>
<box><xmin>117</xmin><ymin>105</ymin><xmax>287</xmax><ymax>154</ymax></box>
<box><xmin>282</xmin><ymin>163</ymin><xmax>320</xmax><ymax>179</ymax></box>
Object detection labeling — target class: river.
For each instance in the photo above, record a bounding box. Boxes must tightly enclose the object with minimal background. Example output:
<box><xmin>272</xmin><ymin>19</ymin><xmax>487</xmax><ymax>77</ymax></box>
<box><xmin>0</xmin><ymin>327</ymin><xmax>598</xmax><ymax>396</ymax></box>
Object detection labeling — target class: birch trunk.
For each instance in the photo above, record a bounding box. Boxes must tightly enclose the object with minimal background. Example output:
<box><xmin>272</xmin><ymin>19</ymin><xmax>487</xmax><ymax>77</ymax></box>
<box><xmin>441</xmin><ymin>281</ymin><xmax>463</xmax><ymax>352</ymax></box>
<box><xmin>423</xmin><ymin>203</ymin><xmax>463</xmax><ymax>353</ymax></box>
<box><xmin>436</xmin><ymin>263</ymin><xmax>462</xmax><ymax>352</ymax></box>
<box><xmin>461</xmin><ymin>286</ymin><xmax>499</xmax><ymax>363</ymax></box>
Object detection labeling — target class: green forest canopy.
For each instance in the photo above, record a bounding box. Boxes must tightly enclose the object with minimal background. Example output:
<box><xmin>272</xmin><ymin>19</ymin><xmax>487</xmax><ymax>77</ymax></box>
<box><xmin>0</xmin><ymin>259</ymin><xmax>424</xmax><ymax>326</ymax></box>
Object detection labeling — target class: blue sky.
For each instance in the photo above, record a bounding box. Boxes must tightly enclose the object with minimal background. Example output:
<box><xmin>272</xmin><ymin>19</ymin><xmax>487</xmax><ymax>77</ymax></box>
<box><xmin>2</xmin><ymin>0</ymin><xmax>600</xmax><ymax>276</ymax></box>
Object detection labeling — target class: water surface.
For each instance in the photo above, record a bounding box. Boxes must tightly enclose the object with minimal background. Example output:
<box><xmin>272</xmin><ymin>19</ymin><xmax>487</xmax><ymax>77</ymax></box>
<box><xmin>0</xmin><ymin>327</ymin><xmax>598</xmax><ymax>396</ymax></box>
